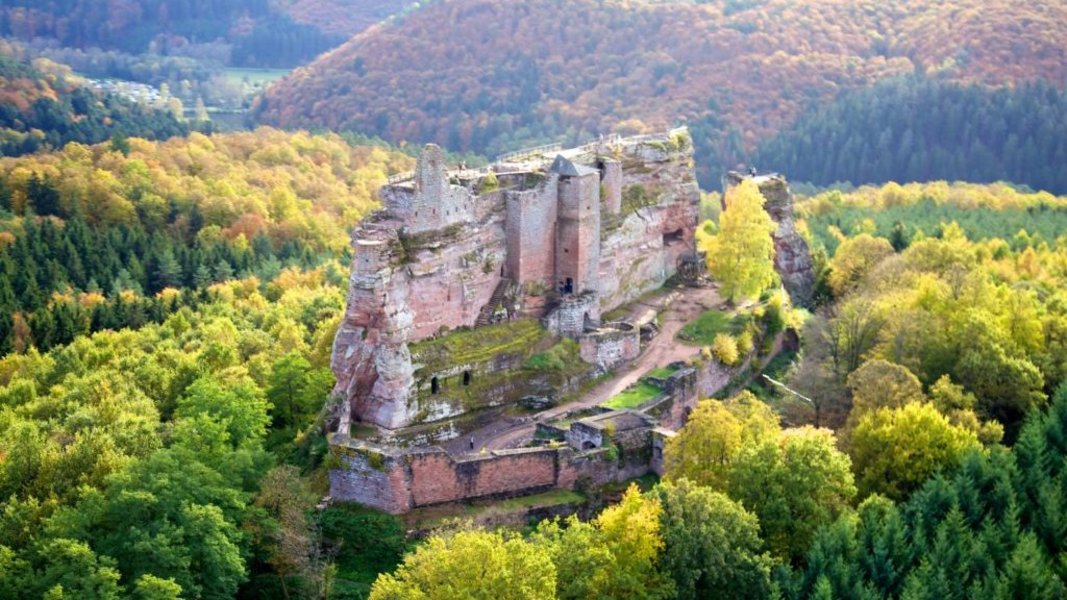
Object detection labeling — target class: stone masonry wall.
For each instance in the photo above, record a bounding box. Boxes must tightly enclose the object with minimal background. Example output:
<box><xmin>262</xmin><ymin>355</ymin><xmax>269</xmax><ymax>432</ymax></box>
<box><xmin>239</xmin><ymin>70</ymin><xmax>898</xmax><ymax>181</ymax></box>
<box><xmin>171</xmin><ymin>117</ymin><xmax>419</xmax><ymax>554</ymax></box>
<box><xmin>329</xmin><ymin>439</ymin><xmax>645</xmax><ymax>515</ymax></box>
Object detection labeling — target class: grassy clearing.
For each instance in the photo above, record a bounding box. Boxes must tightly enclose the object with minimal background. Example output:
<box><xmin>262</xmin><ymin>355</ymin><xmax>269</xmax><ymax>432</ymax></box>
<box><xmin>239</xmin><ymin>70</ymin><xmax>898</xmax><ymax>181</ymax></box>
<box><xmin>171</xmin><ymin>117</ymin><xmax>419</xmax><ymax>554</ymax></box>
<box><xmin>647</xmin><ymin>365</ymin><xmax>679</xmax><ymax>378</ymax></box>
<box><xmin>603</xmin><ymin>381</ymin><xmax>663</xmax><ymax>410</ymax></box>
<box><xmin>677</xmin><ymin>308</ymin><xmax>746</xmax><ymax>345</ymax></box>
<box><xmin>222</xmin><ymin>67</ymin><xmax>290</xmax><ymax>87</ymax></box>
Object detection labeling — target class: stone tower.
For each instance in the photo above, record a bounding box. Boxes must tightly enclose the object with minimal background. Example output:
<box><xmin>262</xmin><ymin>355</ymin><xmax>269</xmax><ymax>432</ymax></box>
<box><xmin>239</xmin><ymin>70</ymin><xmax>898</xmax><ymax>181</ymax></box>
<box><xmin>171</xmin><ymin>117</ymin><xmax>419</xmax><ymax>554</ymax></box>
<box><xmin>551</xmin><ymin>155</ymin><xmax>601</xmax><ymax>295</ymax></box>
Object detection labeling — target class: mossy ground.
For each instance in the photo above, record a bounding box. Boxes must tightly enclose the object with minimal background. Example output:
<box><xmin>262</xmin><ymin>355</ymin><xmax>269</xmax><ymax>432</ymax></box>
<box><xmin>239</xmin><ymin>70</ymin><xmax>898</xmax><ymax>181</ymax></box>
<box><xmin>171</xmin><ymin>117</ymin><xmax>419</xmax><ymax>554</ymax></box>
<box><xmin>403</xmin><ymin>489</ymin><xmax>586</xmax><ymax>531</ymax></box>
<box><xmin>411</xmin><ymin>319</ymin><xmax>548</xmax><ymax>372</ymax></box>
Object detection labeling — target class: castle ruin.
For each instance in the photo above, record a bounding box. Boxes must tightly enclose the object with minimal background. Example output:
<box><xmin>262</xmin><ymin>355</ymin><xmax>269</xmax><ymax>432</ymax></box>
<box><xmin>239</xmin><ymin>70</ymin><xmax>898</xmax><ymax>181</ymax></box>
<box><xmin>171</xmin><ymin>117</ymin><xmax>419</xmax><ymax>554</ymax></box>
<box><xmin>331</xmin><ymin>129</ymin><xmax>700</xmax><ymax>440</ymax></box>
<box><xmin>325</xmin><ymin>131</ymin><xmax>815</xmax><ymax>515</ymax></box>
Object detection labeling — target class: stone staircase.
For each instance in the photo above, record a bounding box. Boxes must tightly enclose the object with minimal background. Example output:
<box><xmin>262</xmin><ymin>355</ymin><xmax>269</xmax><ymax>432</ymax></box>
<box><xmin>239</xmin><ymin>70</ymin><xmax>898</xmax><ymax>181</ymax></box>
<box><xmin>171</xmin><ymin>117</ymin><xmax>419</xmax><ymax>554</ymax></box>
<box><xmin>476</xmin><ymin>278</ymin><xmax>512</xmax><ymax>327</ymax></box>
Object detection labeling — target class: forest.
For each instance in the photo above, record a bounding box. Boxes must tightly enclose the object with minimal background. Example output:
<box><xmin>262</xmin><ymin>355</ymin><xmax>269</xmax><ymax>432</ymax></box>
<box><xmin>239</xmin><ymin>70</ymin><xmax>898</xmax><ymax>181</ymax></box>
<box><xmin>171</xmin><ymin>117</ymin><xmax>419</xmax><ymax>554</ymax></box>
<box><xmin>754</xmin><ymin>78</ymin><xmax>1067</xmax><ymax>194</ymax></box>
<box><xmin>2</xmin><ymin>139</ymin><xmax>1066</xmax><ymax>596</ymax></box>
<box><xmin>0</xmin><ymin>0</ymin><xmax>353</xmax><ymax>69</ymax></box>
<box><xmin>255</xmin><ymin>0</ymin><xmax>1067</xmax><ymax>187</ymax></box>
<box><xmin>0</xmin><ymin>129</ymin><xmax>415</xmax><ymax>599</ymax></box>
<box><xmin>0</xmin><ymin>49</ymin><xmax>201</xmax><ymax>157</ymax></box>
<box><xmin>0</xmin><ymin>128</ymin><xmax>411</xmax><ymax>352</ymax></box>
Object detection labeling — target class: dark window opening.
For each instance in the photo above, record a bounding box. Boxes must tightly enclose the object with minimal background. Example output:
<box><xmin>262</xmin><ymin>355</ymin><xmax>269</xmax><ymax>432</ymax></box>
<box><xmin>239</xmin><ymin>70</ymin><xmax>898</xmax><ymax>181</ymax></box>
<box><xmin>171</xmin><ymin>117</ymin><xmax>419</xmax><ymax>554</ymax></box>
<box><xmin>431</xmin><ymin>377</ymin><xmax>440</xmax><ymax>395</ymax></box>
<box><xmin>463</xmin><ymin>370</ymin><xmax>471</xmax><ymax>386</ymax></box>
<box><xmin>663</xmin><ymin>229</ymin><xmax>684</xmax><ymax>245</ymax></box>
<box><xmin>582</xmin><ymin>441</ymin><xmax>597</xmax><ymax>450</ymax></box>
<box><xmin>500</xmin><ymin>264</ymin><xmax>504</xmax><ymax>277</ymax></box>
<box><xmin>564</xmin><ymin>278</ymin><xmax>574</xmax><ymax>294</ymax></box>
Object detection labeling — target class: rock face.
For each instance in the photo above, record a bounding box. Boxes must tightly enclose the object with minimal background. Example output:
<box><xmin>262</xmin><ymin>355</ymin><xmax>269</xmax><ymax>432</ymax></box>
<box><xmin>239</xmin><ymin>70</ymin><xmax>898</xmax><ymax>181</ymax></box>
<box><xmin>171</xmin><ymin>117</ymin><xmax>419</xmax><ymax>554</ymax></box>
<box><xmin>331</xmin><ymin>129</ymin><xmax>700</xmax><ymax>434</ymax></box>
<box><xmin>723</xmin><ymin>172</ymin><xmax>816</xmax><ymax>307</ymax></box>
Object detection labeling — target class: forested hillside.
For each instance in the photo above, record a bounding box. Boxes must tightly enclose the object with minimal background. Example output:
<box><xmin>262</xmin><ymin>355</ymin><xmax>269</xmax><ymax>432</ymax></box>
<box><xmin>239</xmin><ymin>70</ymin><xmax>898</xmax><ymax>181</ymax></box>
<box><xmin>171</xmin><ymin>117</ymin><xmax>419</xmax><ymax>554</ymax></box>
<box><xmin>285</xmin><ymin>0</ymin><xmax>411</xmax><ymax>38</ymax></box>
<box><xmin>0</xmin><ymin>127</ymin><xmax>420</xmax><ymax>598</ymax></box>
<box><xmin>0</xmin><ymin>0</ymin><xmax>377</xmax><ymax>68</ymax></box>
<box><xmin>255</xmin><ymin>0</ymin><xmax>1067</xmax><ymax>186</ymax></box>
<box><xmin>0</xmin><ymin>49</ymin><xmax>197</xmax><ymax>156</ymax></box>
<box><xmin>754</xmin><ymin>78</ymin><xmax>1067</xmax><ymax>194</ymax></box>
<box><xmin>0</xmin><ymin>128</ymin><xmax>412</xmax><ymax>354</ymax></box>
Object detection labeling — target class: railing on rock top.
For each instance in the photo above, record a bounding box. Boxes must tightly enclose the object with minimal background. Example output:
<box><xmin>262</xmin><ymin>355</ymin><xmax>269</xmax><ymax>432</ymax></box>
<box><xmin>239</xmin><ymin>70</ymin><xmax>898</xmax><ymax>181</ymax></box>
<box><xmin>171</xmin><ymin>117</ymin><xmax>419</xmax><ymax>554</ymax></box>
<box><xmin>387</xmin><ymin>171</ymin><xmax>415</xmax><ymax>184</ymax></box>
<box><xmin>495</xmin><ymin>142</ymin><xmax>563</xmax><ymax>163</ymax></box>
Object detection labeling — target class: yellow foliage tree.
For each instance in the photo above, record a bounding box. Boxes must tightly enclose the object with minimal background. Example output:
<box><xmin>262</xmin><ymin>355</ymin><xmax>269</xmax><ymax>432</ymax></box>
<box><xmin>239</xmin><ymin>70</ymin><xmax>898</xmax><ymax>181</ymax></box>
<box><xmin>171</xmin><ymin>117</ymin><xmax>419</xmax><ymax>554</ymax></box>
<box><xmin>369</xmin><ymin>529</ymin><xmax>556</xmax><ymax>600</ymax></box>
<box><xmin>704</xmin><ymin>180</ymin><xmax>777</xmax><ymax>303</ymax></box>
<box><xmin>850</xmin><ymin>402</ymin><xmax>981</xmax><ymax>500</ymax></box>
<box><xmin>665</xmin><ymin>391</ymin><xmax>780</xmax><ymax>489</ymax></box>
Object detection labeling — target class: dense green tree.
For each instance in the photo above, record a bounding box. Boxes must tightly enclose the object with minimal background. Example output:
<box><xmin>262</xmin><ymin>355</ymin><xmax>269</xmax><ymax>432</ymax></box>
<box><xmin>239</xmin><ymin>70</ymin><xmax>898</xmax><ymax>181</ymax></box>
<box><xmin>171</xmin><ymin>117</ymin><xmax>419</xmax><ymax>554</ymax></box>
<box><xmin>851</xmin><ymin>403</ymin><xmax>981</xmax><ymax>501</ymax></box>
<box><xmin>266</xmin><ymin>352</ymin><xmax>333</xmax><ymax>431</ymax></box>
<box><xmin>664</xmin><ymin>392</ymin><xmax>780</xmax><ymax>489</ymax></box>
<box><xmin>176</xmin><ymin>375</ymin><xmax>272</xmax><ymax>448</ymax></box>
<box><xmin>532</xmin><ymin>486</ymin><xmax>672</xmax><ymax>599</ymax></box>
<box><xmin>728</xmin><ymin>427</ymin><xmax>856</xmax><ymax>561</ymax></box>
<box><xmin>650</xmin><ymin>478</ymin><xmax>773</xmax><ymax>599</ymax></box>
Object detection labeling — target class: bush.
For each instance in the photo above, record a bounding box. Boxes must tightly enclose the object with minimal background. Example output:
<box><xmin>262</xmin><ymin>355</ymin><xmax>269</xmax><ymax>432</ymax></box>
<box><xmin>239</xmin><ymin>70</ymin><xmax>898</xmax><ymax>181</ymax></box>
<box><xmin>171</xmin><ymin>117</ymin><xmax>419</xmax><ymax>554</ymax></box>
<box><xmin>736</xmin><ymin>329</ymin><xmax>754</xmax><ymax>355</ymax></box>
<box><xmin>763</xmin><ymin>293</ymin><xmax>786</xmax><ymax>337</ymax></box>
<box><xmin>712</xmin><ymin>334</ymin><xmax>740</xmax><ymax>366</ymax></box>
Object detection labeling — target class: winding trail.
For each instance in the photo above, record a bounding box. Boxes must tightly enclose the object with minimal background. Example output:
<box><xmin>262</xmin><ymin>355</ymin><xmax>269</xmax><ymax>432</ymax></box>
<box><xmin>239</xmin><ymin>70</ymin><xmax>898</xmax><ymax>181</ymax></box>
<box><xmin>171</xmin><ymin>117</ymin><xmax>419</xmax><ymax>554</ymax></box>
<box><xmin>443</xmin><ymin>285</ymin><xmax>723</xmax><ymax>455</ymax></box>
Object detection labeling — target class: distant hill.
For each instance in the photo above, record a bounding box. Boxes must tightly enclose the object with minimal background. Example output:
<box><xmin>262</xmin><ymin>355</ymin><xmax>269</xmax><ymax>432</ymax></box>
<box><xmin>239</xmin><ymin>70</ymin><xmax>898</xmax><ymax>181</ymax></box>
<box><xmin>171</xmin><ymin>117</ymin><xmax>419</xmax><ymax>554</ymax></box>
<box><xmin>285</xmin><ymin>0</ymin><xmax>410</xmax><ymax>38</ymax></box>
<box><xmin>0</xmin><ymin>0</ymin><xmax>406</xmax><ymax>68</ymax></box>
<box><xmin>754</xmin><ymin>78</ymin><xmax>1067</xmax><ymax>194</ymax></box>
<box><xmin>0</xmin><ymin>48</ymin><xmax>197</xmax><ymax>156</ymax></box>
<box><xmin>254</xmin><ymin>0</ymin><xmax>1067</xmax><ymax>187</ymax></box>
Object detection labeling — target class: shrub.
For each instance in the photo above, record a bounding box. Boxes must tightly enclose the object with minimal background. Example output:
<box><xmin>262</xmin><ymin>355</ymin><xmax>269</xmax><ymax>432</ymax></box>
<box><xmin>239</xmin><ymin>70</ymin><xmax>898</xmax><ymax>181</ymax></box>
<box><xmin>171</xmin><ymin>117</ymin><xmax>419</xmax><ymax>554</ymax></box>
<box><xmin>712</xmin><ymin>333</ymin><xmax>740</xmax><ymax>366</ymax></box>
<box><xmin>736</xmin><ymin>329</ymin><xmax>754</xmax><ymax>354</ymax></box>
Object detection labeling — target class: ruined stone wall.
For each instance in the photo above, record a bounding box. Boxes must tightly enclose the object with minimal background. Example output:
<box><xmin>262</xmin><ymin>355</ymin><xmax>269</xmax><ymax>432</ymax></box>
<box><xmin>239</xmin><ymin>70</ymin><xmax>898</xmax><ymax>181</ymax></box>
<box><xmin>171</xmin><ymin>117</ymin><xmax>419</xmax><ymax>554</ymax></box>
<box><xmin>596</xmin><ymin>139</ymin><xmax>700</xmax><ymax>310</ymax></box>
<box><xmin>329</xmin><ymin>439</ymin><xmax>649</xmax><ymax>515</ymax></box>
<box><xmin>329</xmin><ymin>448</ymin><xmax>413</xmax><ymax>514</ymax></box>
<box><xmin>403</xmin><ymin>144</ymin><xmax>478</xmax><ymax>234</ymax></box>
<box><xmin>409</xmin><ymin>449</ymin><xmax>559</xmax><ymax>506</ymax></box>
<box><xmin>543</xmin><ymin>292</ymin><xmax>600</xmax><ymax>338</ymax></box>
<box><xmin>333</xmin><ymin>131</ymin><xmax>700</xmax><ymax>432</ymax></box>
<box><xmin>600</xmin><ymin>158</ymin><xmax>623</xmax><ymax>215</ymax></box>
<box><xmin>579</xmin><ymin>325</ymin><xmax>640</xmax><ymax>370</ymax></box>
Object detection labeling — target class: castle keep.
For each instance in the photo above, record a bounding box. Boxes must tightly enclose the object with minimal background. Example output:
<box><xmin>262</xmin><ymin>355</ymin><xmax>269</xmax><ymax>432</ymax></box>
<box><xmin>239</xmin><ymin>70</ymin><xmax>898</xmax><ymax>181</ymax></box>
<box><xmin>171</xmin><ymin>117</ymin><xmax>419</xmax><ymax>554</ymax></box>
<box><xmin>331</xmin><ymin>129</ymin><xmax>700</xmax><ymax>438</ymax></box>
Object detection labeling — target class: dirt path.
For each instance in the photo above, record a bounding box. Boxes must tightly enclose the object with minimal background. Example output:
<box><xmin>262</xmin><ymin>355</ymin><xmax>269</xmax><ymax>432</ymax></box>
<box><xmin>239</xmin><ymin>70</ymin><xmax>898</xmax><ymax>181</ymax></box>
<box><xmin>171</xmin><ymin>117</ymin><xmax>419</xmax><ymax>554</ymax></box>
<box><xmin>444</xmin><ymin>284</ymin><xmax>723</xmax><ymax>455</ymax></box>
